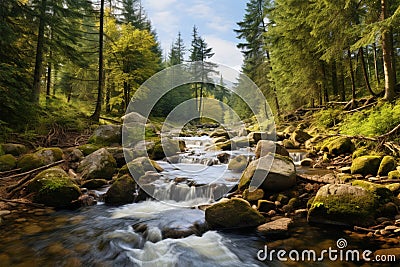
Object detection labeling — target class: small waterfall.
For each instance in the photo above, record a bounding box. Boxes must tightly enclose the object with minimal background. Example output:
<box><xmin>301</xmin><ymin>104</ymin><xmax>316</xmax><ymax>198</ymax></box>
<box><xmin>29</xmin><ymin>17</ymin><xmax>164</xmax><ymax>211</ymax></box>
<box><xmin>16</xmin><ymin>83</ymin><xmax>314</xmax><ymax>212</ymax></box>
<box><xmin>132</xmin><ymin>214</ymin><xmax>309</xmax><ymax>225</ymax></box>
<box><xmin>289</xmin><ymin>151</ymin><xmax>307</xmax><ymax>165</ymax></box>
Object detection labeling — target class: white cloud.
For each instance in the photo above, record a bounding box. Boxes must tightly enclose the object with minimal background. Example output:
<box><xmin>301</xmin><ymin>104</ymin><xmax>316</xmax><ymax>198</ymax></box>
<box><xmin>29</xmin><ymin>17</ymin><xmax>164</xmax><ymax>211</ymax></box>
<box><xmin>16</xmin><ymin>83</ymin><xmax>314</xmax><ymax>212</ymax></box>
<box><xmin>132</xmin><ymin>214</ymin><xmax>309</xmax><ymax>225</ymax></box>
<box><xmin>186</xmin><ymin>2</ymin><xmax>214</xmax><ymax>18</ymax></box>
<box><xmin>204</xmin><ymin>35</ymin><xmax>243</xmax><ymax>71</ymax></box>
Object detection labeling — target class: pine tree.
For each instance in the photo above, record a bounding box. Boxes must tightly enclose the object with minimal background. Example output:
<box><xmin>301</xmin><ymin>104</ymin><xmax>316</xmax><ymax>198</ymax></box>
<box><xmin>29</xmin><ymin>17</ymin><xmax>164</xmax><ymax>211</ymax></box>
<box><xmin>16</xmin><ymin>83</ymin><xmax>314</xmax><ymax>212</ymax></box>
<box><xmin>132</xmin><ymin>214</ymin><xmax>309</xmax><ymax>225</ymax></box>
<box><xmin>168</xmin><ymin>32</ymin><xmax>185</xmax><ymax>66</ymax></box>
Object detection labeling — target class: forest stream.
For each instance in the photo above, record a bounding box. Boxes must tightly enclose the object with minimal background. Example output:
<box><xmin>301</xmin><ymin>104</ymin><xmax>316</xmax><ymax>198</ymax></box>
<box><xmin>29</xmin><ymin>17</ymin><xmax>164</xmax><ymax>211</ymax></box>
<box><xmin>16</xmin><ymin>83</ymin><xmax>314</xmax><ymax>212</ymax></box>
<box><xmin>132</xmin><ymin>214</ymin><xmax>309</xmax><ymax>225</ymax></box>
<box><xmin>0</xmin><ymin>137</ymin><xmax>397</xmax><ymax>267</ymax></box>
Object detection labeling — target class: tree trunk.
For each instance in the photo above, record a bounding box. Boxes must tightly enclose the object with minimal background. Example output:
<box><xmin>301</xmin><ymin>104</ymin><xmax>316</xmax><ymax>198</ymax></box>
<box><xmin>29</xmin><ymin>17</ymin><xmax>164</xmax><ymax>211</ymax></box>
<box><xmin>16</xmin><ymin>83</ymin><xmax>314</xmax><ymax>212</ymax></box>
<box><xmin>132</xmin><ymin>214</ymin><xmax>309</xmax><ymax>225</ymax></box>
<box><xmin>373</xmin><ymin>42</ymin><xmax>381</xmax><ymax>85</ymax></box>
<box><xmin>348</xmin><ymin>48</ymin><xmax>357</xmax><ymax>106</ymax></box>
<box><xmin>46</xmin><ymin>60</ymin><xmax>51</xmax><ymax>100</ymax></box>
<box><xmin>32</xmin><ymin>0</ymin><xmax>47</xmax><ymax>104</ymax></box>
<box><xmin>359</xmin><ymin>47</ymin><xmax>376</xmax><ymax>97</ymax></box>
<box><xmin>266</xmin><ymin>51</ymin><xmax>280</xmax><ymax>116</ymax></box>
<box><xmin>339</xmin><ymin>65</ymin><xmax>346</xmax><ymax>101</ymax></box>
<box><xmin>53</xmin><ymin>65</ymin><xmax>57</xmax><ymax>96</ymax></box>
<box><xmin>321</xmin><ymin>62</ymin><xmax>329</xmax><ymax>103</ymax></box>
<box><xmin>91</xmin><ymin>0</ymin><xmax>104</xmax><ymax>121</ymax></box>
<box><xmin>381</xmin><ymin>0</ymin><xmax>395</xmax><ymax>101</ymax></box>
<box><xmin>331</xmin><ymin>61</ymin><xmax>338</xmax><ymax>97</ymax></box>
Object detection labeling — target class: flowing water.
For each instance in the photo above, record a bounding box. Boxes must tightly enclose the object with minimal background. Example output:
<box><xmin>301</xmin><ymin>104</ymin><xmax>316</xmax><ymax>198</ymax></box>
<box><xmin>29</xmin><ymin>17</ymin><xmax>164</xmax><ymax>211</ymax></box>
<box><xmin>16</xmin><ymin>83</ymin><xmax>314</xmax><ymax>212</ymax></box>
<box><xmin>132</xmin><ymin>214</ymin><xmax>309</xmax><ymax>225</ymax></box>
<box><xmin>0</xmin><ymin>138</ymin><xmax>396</xmax><ymax>266</ymax></box>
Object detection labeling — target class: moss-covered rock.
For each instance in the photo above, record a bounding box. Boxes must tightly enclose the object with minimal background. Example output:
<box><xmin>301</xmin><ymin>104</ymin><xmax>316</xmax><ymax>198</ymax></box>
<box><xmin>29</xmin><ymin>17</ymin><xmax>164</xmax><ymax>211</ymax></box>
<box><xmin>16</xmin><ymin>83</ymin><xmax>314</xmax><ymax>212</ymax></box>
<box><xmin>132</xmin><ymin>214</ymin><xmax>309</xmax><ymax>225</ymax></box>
<box><xmin>17</xmin><ymin>153</ymin><xmax>44</xmax><ymax>172</ymax></box>
<box><xmin>88</xmin><ymin>124</ymin><xmax>121</xmax><ymax>146</ymax></box>
<box><xmin>242</xmin><ymin>188</ymin><xmax>264</xmax><ymax>202</ymax></box>
<box><xmin>385</xmin><ymin>183</ymin><xmax>400</xmax><ymax>194</ymax></box>
<box><xmin>255</xmin><ymin>140</ymin><xmax>289</xmax><ymax>159</ymax></box>
<box><xmin>205</xmin><ymin>198</ymin><xmax>265</xmax><ymax>229</ymax></box>
<box><xmin>257</xmin><ymin>200</ymin><xmax>276</xmax><ymax>212</ymax></box>
<box><xmin>118</xmin><ymin>157</ymin><xmax>163</xmax><ymax>179</ymax></box>
<box><xmin>77</xmin><ymin>148</ymin><xmax>117</xmax><ymax>180</ymax></box>
<box><xmin>104</xmin><ymin>175</ymin><xmax>136</xmax><ymax>205</ymax></box>
<box><xmin>350</xmin><ymin>156</ymin><xmax>382</xmax><ymax>176</ymax></box>
<box><xmin>282</xmin><ymin>139</ymin><xmax>296</xmax><ymax>149</ymax></box>
<box><xmin>352</xmin><ymin>180</ymin><xmax>393</xmax><ymax>205</ymax></box>
<box><xmin>228</xmin><ymin>155</ymin><xmax>248</xmax><ymax>172</ymax></box>
<box><xmin>1</xmin><ymin>143</ymin><xmax>27</xmax><ymax>156</ymax></box>
<box><xmin>378</xmin><ymin>156</ymin><xmax>396</xmax><ymax>176</ymax></box>
<box><xmin>213</xmin><ymin>136</ymin><xmax>228</xmax><ymax>144</ymax></box>
<box><xmin>388</xmin><ymin>170</ymin><xmax>400</xmax><ymax>180</ymax></box>
<box><xmin>307</xmin><ymin>184</ymin><xmax>378</xmax><ymax>227</ymax></box>
<box><xmin>210</xmin><ymin>129</ymin><xmax>229</xmax><ymax>138</ymax></box>
<box><xmin>290</xmin><ymin>129</ymin><xmax>312</xmax><ymax>144</ymax></box>
<box><xmin>216</xmin><ymin>140</ymin><xmax>232</xmax><ymax>151</ymax></box>
<box><xmin>239</xmin><ymin>154</ymin><xmax>296</xmax><ymax>192</ymax></box>
<box><xmin>81</xmin><ymin>179</ymin><xmax>108</xmax><ymax>190</ymax></box>
<box><xmin>77</xmin><ymin>144</ymin><xmax>102</xmax><ymax>156</ymax></box>
<box><xmin>0</xmin><ymin>154</ymin><xmax>17</xmax><ymax>171</ymax></box>
<box><xmin>27</xmin><ymin>167</ymin><xmax>81</xmax><ymax>208</ymax></box>
<box><xmin>326</xmin><ymin>137</ymin><xmax>354</xmax><ymax>156</ymax></box>
<box><xmin>34</xmin><ymin>147</ymin><xmax>63</xmax><ymax>165</ymax></box>
<box><xmin>352</xmin><ymin>147</ymin><xmax>369</xmax><ymax>159</ymax></box>
<box><xmin>148</xmin><ymin>138</ymin><xmax>180</xmax><ymax>160</ymax></box>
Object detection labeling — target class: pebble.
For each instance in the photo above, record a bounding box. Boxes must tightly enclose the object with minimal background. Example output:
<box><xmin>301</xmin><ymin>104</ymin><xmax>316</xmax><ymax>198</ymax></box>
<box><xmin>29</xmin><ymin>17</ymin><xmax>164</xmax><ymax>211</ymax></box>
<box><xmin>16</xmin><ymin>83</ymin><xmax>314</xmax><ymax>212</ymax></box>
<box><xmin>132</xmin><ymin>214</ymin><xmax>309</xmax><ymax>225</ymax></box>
<box><xmin>368</xmin><ymin>177</ymin><xmax>380</xmax><ymax>182</ymax></box>
<box><xmin>299</xmin><ymin>193</ymin><xmax>308</xmax><ymax>199</ymax></box>
<box><xmin>24</xmin><ymin>224</ymin><xmax>42</xmax><ymax>235</ymax></box>
<box><xmin>0</xmin><ymin>210</ymin><xmax>11</xmax><ymax>216</ymax></box>
<box><xmin>384</xmin><ymin>225</ymin><xmax>399</xmax><ymax>232</ymax></box>
<box><xmin>15</xmin><ymin>218</ymin><xmax>27</xmax><ymax>223</ymax></box>
<box><xmin>395</xmin><ymin>219</ymin><xmax>400</xmax><ymax>226</ymax></box>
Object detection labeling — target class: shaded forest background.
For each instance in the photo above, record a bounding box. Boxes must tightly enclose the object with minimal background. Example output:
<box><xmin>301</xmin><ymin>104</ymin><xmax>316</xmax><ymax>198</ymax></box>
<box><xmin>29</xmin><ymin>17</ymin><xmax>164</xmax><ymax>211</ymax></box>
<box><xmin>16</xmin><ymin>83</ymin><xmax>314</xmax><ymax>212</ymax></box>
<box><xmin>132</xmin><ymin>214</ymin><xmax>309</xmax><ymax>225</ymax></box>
<box><xmin>1</xmin><ymin>0</ymin><xmax>400</xmax><ymax>141</ymax></box>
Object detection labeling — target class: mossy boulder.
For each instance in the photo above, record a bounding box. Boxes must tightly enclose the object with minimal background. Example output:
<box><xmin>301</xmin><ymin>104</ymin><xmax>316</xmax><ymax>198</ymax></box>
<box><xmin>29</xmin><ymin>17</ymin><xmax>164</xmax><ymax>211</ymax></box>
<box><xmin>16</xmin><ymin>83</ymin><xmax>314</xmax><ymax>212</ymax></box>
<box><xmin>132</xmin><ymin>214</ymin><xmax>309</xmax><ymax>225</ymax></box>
<box><xmin>81</xmin><ymin>179</ymin><xmax>108</xmax><ymax>190</ymax></box>
<box><xmin>210</xmin><ymin>129</ymin><xmax>229</xmax><ymax>138</ymax></box>
<box><xmin>378</xmin><ymin>156</ymin><xmax>396</xmax><ymax>176</ymax></box>
<box><xmin>257</xmin><ymin>200</ymin><xmax>276</xmax><ymax>212</ymax></box>
<box><xmin>205</xmin><ymin>198</ymin><xmax>265</xmax><ymax>229</ymax></box>
<box><xmin>118</xmin><ymin>157</ymin><xmax>163</xmax><ymax>179</ymax></box>
<box><xmin>290</xmin><ymin>129</ymin><xmax>312</xmax><ymax>144</ymax></box>
<box><xmin>88</xmin><ymin>124</ymin><xmax>122</xmax><ymax>146</ymax></box>
<box><xmin>352</xmin><ymin>147</ymin><xmax>369</xmax><ymax>159</ymax></box>
<box><xmin>388</xmin><ymin>170</ymin><xmax>400</xmax><ymax>180</ymax></box>
<box><xmin>326</xmin><ymin>137</ymin><xmax>354</xmax><ymax>156</ymax></box>
<box><xmin>17</xmin><ymin>153</ymin><xmax>44</xmax><ymax>172</ymax></box>
<box><xmin>350</xmin><ymin>156</ymin><xmax>382</xmax><ymax>176</ymax></box>
<box><xmin>239</xmin><ymin>154</ymin><xmax>296</xmax><ymax>192</ymax></box>
<box><xmin>216</xmin><ymin>140</ymin><xmax>232</xmax><ymax>151</ymax></box>
<box><xmin>77</xmin><ymin>148</ymin><xmax>117</xmax><ymax>180</ymax></box>
<box><xmin>352</xmin><ymin>180</ymin><xmax>394</xmax><ymax>205</ymax></box>
<box><xmin>0</xmin><ymin>154</ymin><xmax>17</xmax><ymax>171</ymax></box>
<box><xmin>307</xmin><ymin>184</ymin><xmax>378</xmax><ymax>227</ymax></box>
<box><xmin>282</xmin><ymin>139</ymin><xmax>296</xmax><ymax>149</ymax></box>
<box><xmin>148</xmin><ymin>138</ymin><xmax>180</xmax><ymax>160</ymax></box>
<box><xmin>228</xmin><ymin>155</ymin><xmax>248</xmax><ymax>172</ymax></box>
<box><xmin>104</xmin><ymin>175</ymin><xmax>136</xmax><ymax>205</ymax></box>
<box><xmin>385</xmin><ymin>183</ymin><xmax>400</xmax><ymax>194</ymax></box>
<box><xmin>1</xmin><ymin>143</ymin><xmax>27</xmax><ymax>156</ymax></box>
<box><xmin>27</xmin><ymin>167</ymin><xmax>81</xmax><ymax>208</ymax></box>
<box><xmin>34</xmin><ymin>147</ymin><xmax>63</xmax><ymax>165</ymax></box>
<box><xmin>77</xmin><ymin>144</ymin><xmax>102</xmax><ymax>156</ymax></box>
<box><xmin>213</xmin><ymin>136</ymin><xmax>228</xmax><ymax>144</ymax></box>
<box><xmin>255</xmin><ymin>140</ymin><xmax>289</xmax><ymax>159</ymax></box>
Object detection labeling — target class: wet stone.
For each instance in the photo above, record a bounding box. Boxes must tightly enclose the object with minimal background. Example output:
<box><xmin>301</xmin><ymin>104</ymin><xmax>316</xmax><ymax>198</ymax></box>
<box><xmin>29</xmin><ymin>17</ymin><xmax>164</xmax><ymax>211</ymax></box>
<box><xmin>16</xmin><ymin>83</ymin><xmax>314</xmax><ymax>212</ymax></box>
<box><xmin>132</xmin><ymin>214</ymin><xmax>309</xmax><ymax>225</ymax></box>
<box><xmin>24</xmin><ymin>224</ymin><xmax>42</xmax><ymax>235</ymax></box>
<box><xmin>0</xmin><ymin>210</ymin><xmax>11</xmax><ymax>216</ymax></box>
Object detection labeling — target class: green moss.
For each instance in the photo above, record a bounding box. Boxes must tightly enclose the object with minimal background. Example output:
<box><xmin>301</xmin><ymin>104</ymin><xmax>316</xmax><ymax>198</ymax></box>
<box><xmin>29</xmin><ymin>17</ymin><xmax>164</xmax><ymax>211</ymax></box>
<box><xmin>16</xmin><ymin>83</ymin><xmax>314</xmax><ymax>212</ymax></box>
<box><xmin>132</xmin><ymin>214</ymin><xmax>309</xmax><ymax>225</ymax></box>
<box><xmin>243</xmin><ymin>188</ymin><xmax>264</xmax><ymax>202</ymax></box>
<box><xmin>17</xmin><ymin>153</ymin><xmax>44</xmax><ymax>172</ymax></box>
<box><xmin>35</xmin><ymin>147</ymin><xmax>63</xmax><ymax>164</ymax></box>
<box><xmin>105</xmin><ymin>175</ymin><xmax>136</xmax><ymax>205</ymax></box>
<box><xmin>350</xmin><ymin>156</ymin><xmax>382</xmax><ymax>176</ymax></box>
<box><xmin>81</xmin><ymin>179</ymin><xmax>108</xmax><ymax>190</ymax></box>
<box><xmin>0</xmin><ymin>154</ymin><xmax>16</xmax><ymax>171</ymax></box>
<box><xmin>378</xmin><ymin>156</ymin><xmax>397</xmax><ymax>176</ymax></box>
<box><xmin>352</xmin><ymin>180</ymin><xmax>393</xmax><ymax>205</ymax></box>
<box><xmin>326</xmin><ymin>137</ymin><xmax>354</xmax><ymax>155</ymax></box>
<box><xmin>385</xmin><ymin>183</ymin><xmax>400</xmax><ymax>194</ymax></box>
<box><xmin>27</xmin><ymin>167</ymin><xmax>81</xmax><ymax>208</ymax></box>
<box><xmin>338</xmin><ymin>174</ymin><xmax>354</xmax><ymax>183</ymax></box>
<box><xmin>77</xmin><ymin>144</ymin><xmax>101</xmax><ymax>156</ymax></box>
<box><xmin>307</xmin><ymin>196</ymin><xmax>315</xmax><ymax>209</ymax></box>
<box><xmin>352</xmin><ymin>147</ymin><xmax>369</xmax><ymax>159</ymax></box>
<box><xmin>388</xmin><ymin>170</ymin><xmax>400</xmax><ymax>180</ymax></box>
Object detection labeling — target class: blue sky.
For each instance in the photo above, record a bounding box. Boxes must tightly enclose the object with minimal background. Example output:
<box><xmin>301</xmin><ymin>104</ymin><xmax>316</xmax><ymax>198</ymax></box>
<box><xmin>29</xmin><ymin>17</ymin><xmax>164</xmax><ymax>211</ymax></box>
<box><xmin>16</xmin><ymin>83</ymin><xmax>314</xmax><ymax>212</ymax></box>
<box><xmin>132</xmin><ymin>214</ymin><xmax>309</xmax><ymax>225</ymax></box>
<box><xmin>141</xmin><ymin>0</ymin><xmax>247</xmax><ymax>70</ymax></box>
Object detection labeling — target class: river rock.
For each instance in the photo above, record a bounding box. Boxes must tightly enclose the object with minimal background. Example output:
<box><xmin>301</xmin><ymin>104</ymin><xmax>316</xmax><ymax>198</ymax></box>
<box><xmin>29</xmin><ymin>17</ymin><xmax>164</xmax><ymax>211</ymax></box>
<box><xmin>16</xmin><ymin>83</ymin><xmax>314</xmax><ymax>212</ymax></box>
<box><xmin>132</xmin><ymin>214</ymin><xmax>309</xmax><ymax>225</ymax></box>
<box><xmin>290</xmin><ymin>130</ymin><xmax>312</xmax><ymax>144</ymax></box>
<box><xmin>1</xmin><ymin>143</ymin><xmax>27</xmax><ymax>156</ymax></box>
<box><xmin>257</xmin><ymin>200</ymin><xmax>276</xmax><ymax>212</ymax></box>
<box><xmin>300</xmin><ymin>158</ymin><xmax>313</xmax><ymax>167</ymax></box>
<box><xmin>378</xmin><ymin>156</ymin><xmax>397</xmax><ymax>176</ymax></box>
<box><xmin>389</xmin><ymin>170</ymin><xmax>400</xmax><ymax>180</ymax></box>
<box><xmin>255</xmin><ymin>140</ymin><xmax>289</xmax><ymax>159</ymax></box>
<box><xmin>325</xmin><ymin>137</ymin><xmax>354</xmax><ymax>156</ymax></box>
<box><xmin>77</xmin><ymin>148</ymin><xmax>117</xmax><ymax>180</ymax></box>
<box><xmin>149</xmin><ymin>138</ymin><xmax>181</xmax><ymax>160</ymax></box>
<box><xmin>205</xmin><ymin>198</ymin><xmax>265</xmax><ymax>229</ymax></box>
<box><xmin>88</xmin><ymin>124</ymin><xmax>122</xmax><ymax>146</ymax></box>
<box><xmin>104</xmin><ymin>174</ymin><xmax>136</xmax><ymax>205</ymax></box>
<box><xmin>239</xmin><ymin>154</ymin><xmax>296</xmax><ymax>192</ymax></box>
<box><xmin>243</xmin><ymin>188</ymin><xmax>264</xmax><ymax>202</ymax></box>
<box><xmin>77</xmin><ymin>144</ymin><xmax>102</xmax><ymax>156</ymax></box>
<box><xmin>27</xmin><ymin>167</ymin><xmax>81</xmax><ymax>208</ymax></box>
<box><xmin>307</xmin><ymin>184</ymin><xmax>378</xmax><ymax>226</ymax></box>
<box><xmin>210</xmin><ymin>129</ymin><xmax>229</xmax><ymax>138</ymax></box>
<box><xmin>17</xmin><ymin>153</ymin><xmax>45</xmax><ymax>172</ymax></box>
<box><xmin>81</xmin><ymin>179</ymin><xmax>108</xmax><ymax>190</ymax></box>
<box><xmin>257</xmin><ymin>218</ymin><xmax>293</xmax><ymax>237</ymax></box>
<box><xmin>67</xmin><ymin>148</ymin><xmax>84</xmax><ymax>162</ymax></box>
<box><xmin>0</xmin><ymin>154</ymin><xmax>16</xmax><ymax>171</ymax></box>
<box><xmin>351</xmin><ymin>180</ymin><xmax>394</xmax><ymax>205</ymax></box>
<box><xmin>34</xmin><ymin>147</ymin><xmax>63</xmax><ymax>165</ymax></box>
<box><xmin>228</xmin><ymin>155</ymin><xmax>249</xmax><ymax>172</ymax></box>
<box><xmin>350</xmin><ymin>155</ymin><xmax>382</xmax><ymax>176</ymax></box>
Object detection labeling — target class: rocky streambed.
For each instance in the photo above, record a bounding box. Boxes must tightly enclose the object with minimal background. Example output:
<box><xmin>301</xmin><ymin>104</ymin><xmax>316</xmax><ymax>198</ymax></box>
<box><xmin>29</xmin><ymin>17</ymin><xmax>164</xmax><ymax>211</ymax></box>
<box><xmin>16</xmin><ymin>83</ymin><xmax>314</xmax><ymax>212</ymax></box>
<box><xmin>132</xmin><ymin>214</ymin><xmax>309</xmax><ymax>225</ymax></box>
<box><xmin>0</xmin><ymin>118</ymin><xmax>400</xmax><ymax>266</ymax></box>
